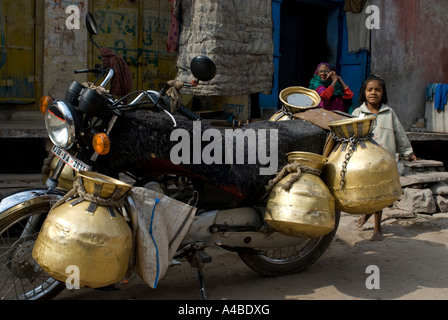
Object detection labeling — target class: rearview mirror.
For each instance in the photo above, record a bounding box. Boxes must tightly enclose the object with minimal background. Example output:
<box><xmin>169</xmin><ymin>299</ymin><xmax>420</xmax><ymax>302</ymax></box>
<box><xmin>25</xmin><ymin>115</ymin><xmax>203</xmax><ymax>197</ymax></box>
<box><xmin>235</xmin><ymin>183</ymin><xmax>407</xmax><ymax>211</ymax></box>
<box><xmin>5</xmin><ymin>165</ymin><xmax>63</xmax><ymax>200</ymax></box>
<box><xmin>190</xmin><ymin>56</ymin><xmax>216</xmax><ymax>82</ymax></box>
<box><xmin>86</xmin><ymin>12</ymin><xmax>100</xmax><ymax>49</ymax></box>
<box><xmin>86</xmin><ymin>12</ymin><xmax>98</xmax><ymax>35</ymax></box>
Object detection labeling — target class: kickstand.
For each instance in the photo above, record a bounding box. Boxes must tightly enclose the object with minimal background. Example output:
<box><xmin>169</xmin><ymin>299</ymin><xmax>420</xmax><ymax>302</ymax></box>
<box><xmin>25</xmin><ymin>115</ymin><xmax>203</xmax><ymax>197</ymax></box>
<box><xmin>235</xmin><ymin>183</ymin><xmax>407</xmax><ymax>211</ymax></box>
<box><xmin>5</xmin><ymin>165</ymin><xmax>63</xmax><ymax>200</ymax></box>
<box><xmin>188</xmin><ymin>249</ymin><xmax>212</xmax><ymax>300</ymax></box>
<box><xmin>197</xmin><ymin>267</ymin><xmax>207</xmax><ymax>300</ymax></box>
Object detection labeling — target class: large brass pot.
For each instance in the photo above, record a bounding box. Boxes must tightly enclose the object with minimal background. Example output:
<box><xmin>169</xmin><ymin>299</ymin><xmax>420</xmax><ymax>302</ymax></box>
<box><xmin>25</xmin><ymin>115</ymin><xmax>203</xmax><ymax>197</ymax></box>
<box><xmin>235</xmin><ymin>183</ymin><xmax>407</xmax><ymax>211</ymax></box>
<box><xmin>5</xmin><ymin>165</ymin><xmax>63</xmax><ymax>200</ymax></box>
<box><xmin>321</xmin><ymin>116</ymin><xmax>402</xmax><ymax>214</ymax></box>
<box><xmin>32</xmin><ymin>171</ymin><xmax>133</xmax><ymax>288</ymax></box>
<box><xmin>265</xmin><ymin>152</ymin><xmax>335</xmax><ymax>238</ymax></box>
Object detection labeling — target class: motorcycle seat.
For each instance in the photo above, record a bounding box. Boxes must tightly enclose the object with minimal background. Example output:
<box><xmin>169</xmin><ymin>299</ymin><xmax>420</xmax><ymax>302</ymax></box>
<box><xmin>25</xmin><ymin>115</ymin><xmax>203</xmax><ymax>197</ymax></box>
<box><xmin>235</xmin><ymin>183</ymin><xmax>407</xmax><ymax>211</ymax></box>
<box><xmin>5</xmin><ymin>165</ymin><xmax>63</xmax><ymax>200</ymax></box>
<box><xmin>101</xmin><ymin>110</ymin><xmax>328</xmax><ymax>200</ymax></box>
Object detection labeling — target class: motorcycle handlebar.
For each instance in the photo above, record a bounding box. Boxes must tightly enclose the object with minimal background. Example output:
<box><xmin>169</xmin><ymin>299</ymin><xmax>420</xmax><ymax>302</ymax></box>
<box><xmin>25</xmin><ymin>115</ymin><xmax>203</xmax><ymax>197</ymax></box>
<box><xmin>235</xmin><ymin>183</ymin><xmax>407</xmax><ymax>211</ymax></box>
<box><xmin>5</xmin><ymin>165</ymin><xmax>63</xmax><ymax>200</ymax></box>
<box><xmin>74</xmin><ymin>68</ymin><xmax>102</xmax><ymax>74</ymax></box>
<box><xmin>113</xmin><ymin>86</ymin><xmax>201</xmax><ymax>123</ymax></box>
<box><xmin>179</xmin><ymin>105</ymin><xmax>201</xmax><ymax>121</ymax></box>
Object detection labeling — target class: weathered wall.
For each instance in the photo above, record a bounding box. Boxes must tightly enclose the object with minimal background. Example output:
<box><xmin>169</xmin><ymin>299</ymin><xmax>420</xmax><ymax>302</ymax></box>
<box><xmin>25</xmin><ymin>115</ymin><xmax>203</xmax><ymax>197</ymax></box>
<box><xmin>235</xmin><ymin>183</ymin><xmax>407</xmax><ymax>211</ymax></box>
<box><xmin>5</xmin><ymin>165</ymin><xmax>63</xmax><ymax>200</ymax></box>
<box><xmin>91</xmin><ymin>0</ymin><xmax>177</xmax><ymax>92</ymax></box>
<box><xmin>370</xmin><ymin>0</ymin><xmax>448</xmax><ymax>130</ymax></box>
<box><xmin>44</xmin><ymin>0</ymin><xmax>177</xmax><ymax>99</ymax></box>
<box><xmin>176</xmin><ymin>0</ymin><xmax>274</xmax><ymax>96</ymax></box>
<box><xmin>43</xmin><ymin>0</ymin><xmax>88</xmax><ymax>98</ymax></box>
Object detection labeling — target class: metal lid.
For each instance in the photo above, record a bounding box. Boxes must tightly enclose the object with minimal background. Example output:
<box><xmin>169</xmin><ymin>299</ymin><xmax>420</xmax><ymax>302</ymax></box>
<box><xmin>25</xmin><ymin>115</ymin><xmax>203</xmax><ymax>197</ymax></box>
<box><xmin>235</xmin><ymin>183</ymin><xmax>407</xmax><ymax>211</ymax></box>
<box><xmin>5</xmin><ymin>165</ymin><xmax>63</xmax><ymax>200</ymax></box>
<box><xmin>279</xmin><ymin>86</ymin><xmax>321</xmax><ymax>111</ymax></box>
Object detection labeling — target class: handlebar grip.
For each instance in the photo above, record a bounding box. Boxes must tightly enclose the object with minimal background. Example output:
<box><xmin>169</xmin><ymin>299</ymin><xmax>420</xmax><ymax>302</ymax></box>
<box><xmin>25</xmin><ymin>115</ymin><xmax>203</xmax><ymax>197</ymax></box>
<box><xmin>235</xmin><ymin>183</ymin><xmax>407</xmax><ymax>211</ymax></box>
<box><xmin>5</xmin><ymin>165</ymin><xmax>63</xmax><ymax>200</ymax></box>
<box><xmin>74</xmin><ymin>68</ymin><xmax>102</xmax><ymax>74</ymax></box>
<box><xmin>179</xmin><ymin>105</ymin><xmax>201</xmax><ymax>121</ymax></box>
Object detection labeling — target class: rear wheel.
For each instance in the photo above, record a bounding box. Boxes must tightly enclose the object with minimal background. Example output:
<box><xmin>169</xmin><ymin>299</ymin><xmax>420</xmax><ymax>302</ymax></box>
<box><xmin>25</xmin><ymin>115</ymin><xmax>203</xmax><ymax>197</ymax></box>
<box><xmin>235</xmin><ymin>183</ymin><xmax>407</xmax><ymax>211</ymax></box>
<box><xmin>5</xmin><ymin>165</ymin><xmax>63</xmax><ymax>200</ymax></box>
<box><xmin>238</xmin><ymin>211</ymin><xmax>340</xmax><ymax>277</ymax></box>
<box><xmin>0</xmin><ymin>205</ymin><xmax>65</xmax><ymax>300</ymax></box>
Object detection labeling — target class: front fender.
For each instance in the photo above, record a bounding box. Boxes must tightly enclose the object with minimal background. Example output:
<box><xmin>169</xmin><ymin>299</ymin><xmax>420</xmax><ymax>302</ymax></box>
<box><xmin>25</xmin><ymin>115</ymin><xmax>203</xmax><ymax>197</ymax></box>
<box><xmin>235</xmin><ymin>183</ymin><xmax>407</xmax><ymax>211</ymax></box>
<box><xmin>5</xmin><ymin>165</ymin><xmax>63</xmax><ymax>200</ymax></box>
<box><xmin>0</xmin><ymin>189</ymin><xmax>65</xmax><ymax>230</ymax></box>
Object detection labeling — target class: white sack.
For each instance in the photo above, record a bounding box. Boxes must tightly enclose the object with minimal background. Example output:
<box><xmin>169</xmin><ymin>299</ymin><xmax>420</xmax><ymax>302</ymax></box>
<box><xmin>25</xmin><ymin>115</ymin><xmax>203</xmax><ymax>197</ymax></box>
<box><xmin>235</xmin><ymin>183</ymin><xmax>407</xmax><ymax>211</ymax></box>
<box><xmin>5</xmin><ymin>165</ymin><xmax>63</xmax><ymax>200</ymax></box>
<box><xmin>176</xmin><ymin>0</ymin><xmax>274</xmax><ymax>96</ymax></box>
<box><xmin>127</xmin><ymin>187</ymin><xmax>196</xmax><ymax>288</ymax></box>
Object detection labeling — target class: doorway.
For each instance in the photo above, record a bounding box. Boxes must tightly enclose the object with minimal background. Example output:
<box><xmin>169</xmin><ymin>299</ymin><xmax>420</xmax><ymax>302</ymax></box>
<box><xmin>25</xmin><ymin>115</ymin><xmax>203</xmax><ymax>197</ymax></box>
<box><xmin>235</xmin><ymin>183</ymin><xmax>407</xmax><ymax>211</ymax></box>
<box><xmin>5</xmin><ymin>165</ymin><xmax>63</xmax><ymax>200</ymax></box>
<box><xmin>278</xmin><ymin>1</ymin><xmax>335</xmax><ymax>92</ymax></box>
<box><xmin>278</xmin><ymin>0</ymin><xmax>370</xmax><ymax>113</ymax></box>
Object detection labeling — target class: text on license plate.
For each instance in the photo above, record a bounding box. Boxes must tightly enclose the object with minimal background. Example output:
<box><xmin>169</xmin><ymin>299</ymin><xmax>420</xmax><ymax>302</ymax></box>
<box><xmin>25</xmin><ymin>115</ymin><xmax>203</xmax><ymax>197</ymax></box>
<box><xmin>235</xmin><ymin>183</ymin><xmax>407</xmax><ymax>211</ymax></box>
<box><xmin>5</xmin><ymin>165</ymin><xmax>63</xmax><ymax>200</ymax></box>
<box><xmin>51</xmin><ymin>145</ymin><xmax>91</xmax><ymax>172</ymax></box>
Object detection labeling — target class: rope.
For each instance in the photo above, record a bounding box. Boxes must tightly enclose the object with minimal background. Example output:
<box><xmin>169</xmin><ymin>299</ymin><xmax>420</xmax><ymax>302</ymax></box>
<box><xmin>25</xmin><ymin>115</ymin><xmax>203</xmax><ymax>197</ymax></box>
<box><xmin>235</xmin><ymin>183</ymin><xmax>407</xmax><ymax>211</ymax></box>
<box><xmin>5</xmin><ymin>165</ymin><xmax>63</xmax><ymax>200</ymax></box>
<box><xmin>50</xmin><ymin>178</ymin><xmax>128</xmax><ymax>214</ymax></box>
<box><xmin>265</xmin><ymin>161</ymin><xmax>322</xmax><ymax>194</ymax></box>
<box><xmin>82</xmin><ymin>82</ymin><xmax>110</xmax><ymax>95</ymax></box>
<box><xmin>148</xmin><ymin>198</ymin><xmax>161</xmax><ymax>288</ymax></box>
<box><xmin>166</xmin><ymin>80</ymin><xmax>183</xmax><ymax>113</ymax></box>
<box><xmin>41</xmin><ymin>154</ymin><xmax>55</xmax><ymax>176</ymax></box>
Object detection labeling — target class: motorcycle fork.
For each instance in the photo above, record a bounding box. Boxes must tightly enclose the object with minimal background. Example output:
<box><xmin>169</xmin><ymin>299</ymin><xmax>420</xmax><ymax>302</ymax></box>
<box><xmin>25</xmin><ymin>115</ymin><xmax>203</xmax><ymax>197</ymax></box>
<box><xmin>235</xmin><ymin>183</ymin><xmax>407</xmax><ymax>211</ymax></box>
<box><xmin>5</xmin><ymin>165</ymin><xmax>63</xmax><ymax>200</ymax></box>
<box><xmin>45</xmin><ymin>158</ymin><xmax>65</xmax><ymax>189</ymax></box>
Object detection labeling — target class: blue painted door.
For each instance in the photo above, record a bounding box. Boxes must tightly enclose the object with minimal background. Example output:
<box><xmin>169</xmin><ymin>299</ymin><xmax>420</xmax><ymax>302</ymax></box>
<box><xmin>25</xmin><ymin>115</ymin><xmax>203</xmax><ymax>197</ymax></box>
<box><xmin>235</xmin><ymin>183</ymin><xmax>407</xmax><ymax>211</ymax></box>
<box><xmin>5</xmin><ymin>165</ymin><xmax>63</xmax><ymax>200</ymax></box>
<box><xmin>338</xmin><ymin>10</ymin><xmax>370</xmax><ymax>114</ymax></box>
<box><xmin>259</xmin><ymin>1</ymin><xmax>370</xmax><ymax>113</ymax></box>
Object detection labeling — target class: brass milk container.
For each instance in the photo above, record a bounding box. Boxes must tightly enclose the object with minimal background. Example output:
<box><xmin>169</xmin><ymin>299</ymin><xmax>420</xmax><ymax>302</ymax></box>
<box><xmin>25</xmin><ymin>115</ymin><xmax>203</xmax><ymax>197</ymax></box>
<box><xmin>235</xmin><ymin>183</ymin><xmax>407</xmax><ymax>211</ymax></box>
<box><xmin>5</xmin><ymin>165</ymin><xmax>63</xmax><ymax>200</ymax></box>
<box><xmin>321</xmin><ymin>116</ymin><xmax>402</xmax><ymax>214</ymax></box>
<box><xmin>265</xmin><ymin>152</ymin><xmax>335</xmax><ymax>238</ymax></box>
<box><xmin>33</xmin><ymin>171</ymin><xmax>133</xmax><ymax>288</ymax></box>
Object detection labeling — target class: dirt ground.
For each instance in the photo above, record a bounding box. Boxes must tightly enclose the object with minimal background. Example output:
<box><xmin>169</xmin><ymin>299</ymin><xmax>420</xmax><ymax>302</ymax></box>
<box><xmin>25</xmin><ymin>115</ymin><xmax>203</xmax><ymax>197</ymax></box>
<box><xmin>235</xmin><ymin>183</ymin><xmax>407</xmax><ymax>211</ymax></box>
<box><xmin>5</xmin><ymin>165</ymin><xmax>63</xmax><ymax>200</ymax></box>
<box><xmin>56</xmin><ymin>211</ymin><xmax>448</xmax><ymax>301</ymax></box>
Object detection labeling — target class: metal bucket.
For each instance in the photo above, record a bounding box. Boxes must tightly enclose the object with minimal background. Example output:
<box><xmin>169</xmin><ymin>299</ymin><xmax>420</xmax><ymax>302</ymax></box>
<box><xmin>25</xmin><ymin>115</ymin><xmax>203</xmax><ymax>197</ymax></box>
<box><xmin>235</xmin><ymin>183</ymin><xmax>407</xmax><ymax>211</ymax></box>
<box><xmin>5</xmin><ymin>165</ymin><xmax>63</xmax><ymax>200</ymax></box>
<box><xmin>265</xmin><ymin>152</ymin><xmax>335</xmax><ymax>238</ymax></box>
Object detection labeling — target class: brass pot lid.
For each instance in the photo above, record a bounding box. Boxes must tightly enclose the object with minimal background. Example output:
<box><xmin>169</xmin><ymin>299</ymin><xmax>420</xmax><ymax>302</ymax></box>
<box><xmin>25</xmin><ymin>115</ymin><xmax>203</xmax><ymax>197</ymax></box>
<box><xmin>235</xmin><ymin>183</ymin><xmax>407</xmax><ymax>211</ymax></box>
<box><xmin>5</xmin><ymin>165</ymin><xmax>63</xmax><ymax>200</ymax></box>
<box><xmin>328</xmin><ymin>115</ymin><xmax>377</xmax><ymax>139</ymax></box>
<box><xmin>77</xmin><ymin>171</ymin><xmax>132</xmax><ymax>199</ymax></box>
<box><xmin>327</xmin><ymin>115</ymin><xmax>377</xmax><ymax>128</ymax></box>
<box><xmin>286</xmin><ymin>151</ymin><xmax>328</xmax><ymax>171</ymax></box>
<box><xmin>279</xmin><ymin>86</ymin><xmax>321</xmax><ymax>111</ymax></box>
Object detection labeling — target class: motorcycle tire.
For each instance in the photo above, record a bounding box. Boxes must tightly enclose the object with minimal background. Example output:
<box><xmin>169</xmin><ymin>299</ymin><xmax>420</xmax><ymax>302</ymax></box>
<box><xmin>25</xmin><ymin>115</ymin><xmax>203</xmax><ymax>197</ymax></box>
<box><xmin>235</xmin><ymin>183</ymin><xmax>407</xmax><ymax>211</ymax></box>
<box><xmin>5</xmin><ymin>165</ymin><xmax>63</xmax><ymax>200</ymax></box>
<box><xmin>0</xmin><ymin>201</ymin><xmax>65</xmax><ymax>300</ymax></box>
<box><xmin>237</xmin><ymin>210</ymin><xmax>340</xmax><ymax>277</ymax></box>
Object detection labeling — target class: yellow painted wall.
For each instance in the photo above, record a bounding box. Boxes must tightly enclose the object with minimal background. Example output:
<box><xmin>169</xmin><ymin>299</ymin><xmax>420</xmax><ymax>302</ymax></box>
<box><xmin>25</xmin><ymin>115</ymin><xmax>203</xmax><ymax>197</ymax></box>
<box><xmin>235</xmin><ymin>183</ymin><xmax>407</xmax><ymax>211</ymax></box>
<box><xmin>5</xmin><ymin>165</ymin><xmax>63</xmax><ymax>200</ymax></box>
<box><xmin>1</xmin><ymin>0</ymin><xmax>251</xmax><ymax>122</ymax></box>
<box><xmin>1</xmin><ymin>0</ymin><xmax>178</xmax><ymax>108</ymax></box>
<box><xmin>0</xmin><ymin>0</ymin><xmax>37</xmax><ymax>105</ymax></box>
<box><xmin>90</xmin><ymin>0</ymin><xmax>177</xmax><ymax>93</ymax></box>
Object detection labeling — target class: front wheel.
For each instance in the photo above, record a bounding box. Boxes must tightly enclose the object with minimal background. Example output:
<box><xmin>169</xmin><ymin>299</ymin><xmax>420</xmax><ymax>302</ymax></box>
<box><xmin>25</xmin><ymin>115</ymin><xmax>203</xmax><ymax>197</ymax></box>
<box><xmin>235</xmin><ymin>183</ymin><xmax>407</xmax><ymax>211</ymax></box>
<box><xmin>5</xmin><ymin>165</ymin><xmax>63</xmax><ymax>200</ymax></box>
<box><xmin>0</xmin><ymin>202</ymin><xmax>65</xmax><ymax>300</ymax></box>
<box><xmin>238</xmin><ymin>211</ymin><xmax>340</xmax><ymax>277</ymax></box>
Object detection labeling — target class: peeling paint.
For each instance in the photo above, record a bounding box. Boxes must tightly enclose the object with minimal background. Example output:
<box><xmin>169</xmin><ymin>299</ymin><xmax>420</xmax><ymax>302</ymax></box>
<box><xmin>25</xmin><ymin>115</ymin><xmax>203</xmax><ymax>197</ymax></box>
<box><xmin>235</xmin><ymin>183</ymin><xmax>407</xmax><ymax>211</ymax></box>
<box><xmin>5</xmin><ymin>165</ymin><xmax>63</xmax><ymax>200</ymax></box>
<box><xmin>43</xmin><ymin>0</ymin><xmax>88</xmax><ymax>97</ymax></box>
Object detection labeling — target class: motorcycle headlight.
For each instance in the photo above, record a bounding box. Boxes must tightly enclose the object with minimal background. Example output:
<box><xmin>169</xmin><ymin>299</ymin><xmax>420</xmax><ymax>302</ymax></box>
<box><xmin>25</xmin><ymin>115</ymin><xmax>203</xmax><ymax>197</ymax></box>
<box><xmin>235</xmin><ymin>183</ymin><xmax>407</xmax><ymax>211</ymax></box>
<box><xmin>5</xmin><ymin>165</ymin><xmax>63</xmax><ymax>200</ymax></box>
<box><xmin>45</xmin><ymin>101</ymin><xmax>82</xmax><ymax>149</ymax></box>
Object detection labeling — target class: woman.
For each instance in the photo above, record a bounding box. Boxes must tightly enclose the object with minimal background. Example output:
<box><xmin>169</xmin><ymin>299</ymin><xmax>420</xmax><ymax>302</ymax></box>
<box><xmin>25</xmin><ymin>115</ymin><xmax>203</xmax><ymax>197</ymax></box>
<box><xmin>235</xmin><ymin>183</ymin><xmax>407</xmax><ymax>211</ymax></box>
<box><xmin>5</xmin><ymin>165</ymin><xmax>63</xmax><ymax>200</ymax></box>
<box><xmin>309</xmin><ymin>62</ymin><xmax>353</xmax><ymax>112</ymax></box>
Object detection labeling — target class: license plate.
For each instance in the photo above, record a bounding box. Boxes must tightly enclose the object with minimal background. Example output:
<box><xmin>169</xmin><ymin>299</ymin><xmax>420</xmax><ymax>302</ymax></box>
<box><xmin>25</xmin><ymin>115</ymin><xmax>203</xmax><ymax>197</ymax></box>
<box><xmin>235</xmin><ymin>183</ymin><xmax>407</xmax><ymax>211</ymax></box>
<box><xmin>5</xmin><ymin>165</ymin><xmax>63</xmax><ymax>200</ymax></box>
<box><xmin>51</xmin><ymin>145</ymin><xmax>91</xmax><ymax>172</ymax></box>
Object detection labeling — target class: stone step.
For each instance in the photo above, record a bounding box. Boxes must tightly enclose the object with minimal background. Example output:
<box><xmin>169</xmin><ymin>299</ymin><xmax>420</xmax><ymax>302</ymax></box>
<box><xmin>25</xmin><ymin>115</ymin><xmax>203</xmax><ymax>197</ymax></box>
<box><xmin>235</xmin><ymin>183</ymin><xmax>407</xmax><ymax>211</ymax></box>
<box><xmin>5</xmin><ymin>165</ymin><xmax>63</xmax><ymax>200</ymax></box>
<box><xmin>401</xmin><ymin>159</ymin><xmax>445</xmax><ymax>175</ymax></box>
<box><xmin>400</xmin><ymin>172</ymin><xmax>448</xmax><ymax>188</ymax></box>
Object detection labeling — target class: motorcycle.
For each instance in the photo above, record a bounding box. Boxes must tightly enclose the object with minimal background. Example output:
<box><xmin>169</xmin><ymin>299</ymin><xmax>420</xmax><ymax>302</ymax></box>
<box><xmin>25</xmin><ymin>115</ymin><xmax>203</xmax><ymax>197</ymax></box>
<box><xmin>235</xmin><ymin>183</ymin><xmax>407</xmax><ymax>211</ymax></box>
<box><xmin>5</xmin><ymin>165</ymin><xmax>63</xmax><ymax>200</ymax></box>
<box><xmin>0</xmin><ymin>13</ymin><xmax>339</xmax><ymax>300</ymax></box>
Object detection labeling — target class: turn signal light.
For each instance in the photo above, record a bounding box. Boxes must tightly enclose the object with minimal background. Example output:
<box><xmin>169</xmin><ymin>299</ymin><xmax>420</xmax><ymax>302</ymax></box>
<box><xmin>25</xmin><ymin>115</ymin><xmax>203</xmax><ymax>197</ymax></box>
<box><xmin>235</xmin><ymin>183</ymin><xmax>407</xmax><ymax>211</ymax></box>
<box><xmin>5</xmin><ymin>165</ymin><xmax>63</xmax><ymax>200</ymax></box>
<box><xmin>39</xmin><ymin>96</ymin><xmax>53</xmax><ymax>114</ymax></box>
<box><xmin>92</xmin><ymin>133</ymin><xmax>111</xmax><ymax>155</ymax></box>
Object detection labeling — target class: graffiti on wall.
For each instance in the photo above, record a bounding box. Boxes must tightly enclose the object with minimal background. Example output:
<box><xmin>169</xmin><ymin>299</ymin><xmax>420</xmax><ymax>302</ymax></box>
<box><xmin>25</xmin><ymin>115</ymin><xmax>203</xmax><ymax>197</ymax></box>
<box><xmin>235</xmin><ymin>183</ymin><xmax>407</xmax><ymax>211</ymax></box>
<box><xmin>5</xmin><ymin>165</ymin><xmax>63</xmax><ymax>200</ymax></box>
<box><xmin>43</xmin><ymin>0</ymin><xmax>88</xmax><ymax>97</ymax></box>
<box><xmin>94</xmin><ymin>9</ymin><xmax>174</xmax><ymax>68</ymax></box>
<box><xmin>93</xmin><ymin>7</ymin><xmax>177</xmax><ymax>91</ymax></box>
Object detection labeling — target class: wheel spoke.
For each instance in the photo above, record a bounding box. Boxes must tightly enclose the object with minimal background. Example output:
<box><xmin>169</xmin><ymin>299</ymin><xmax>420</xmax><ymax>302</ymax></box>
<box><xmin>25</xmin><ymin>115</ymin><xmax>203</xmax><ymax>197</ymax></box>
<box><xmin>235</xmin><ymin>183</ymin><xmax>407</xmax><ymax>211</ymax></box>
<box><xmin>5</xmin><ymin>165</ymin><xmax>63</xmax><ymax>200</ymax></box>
<box><xmin>0</xmin><ymin>210</ymin><xmax>63</xmax><ymax>300</ymax></box>
<box><xmin>259</xmin><ymin>239</ymin><xmax>317</xmax><ymax>263</ymax></box>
